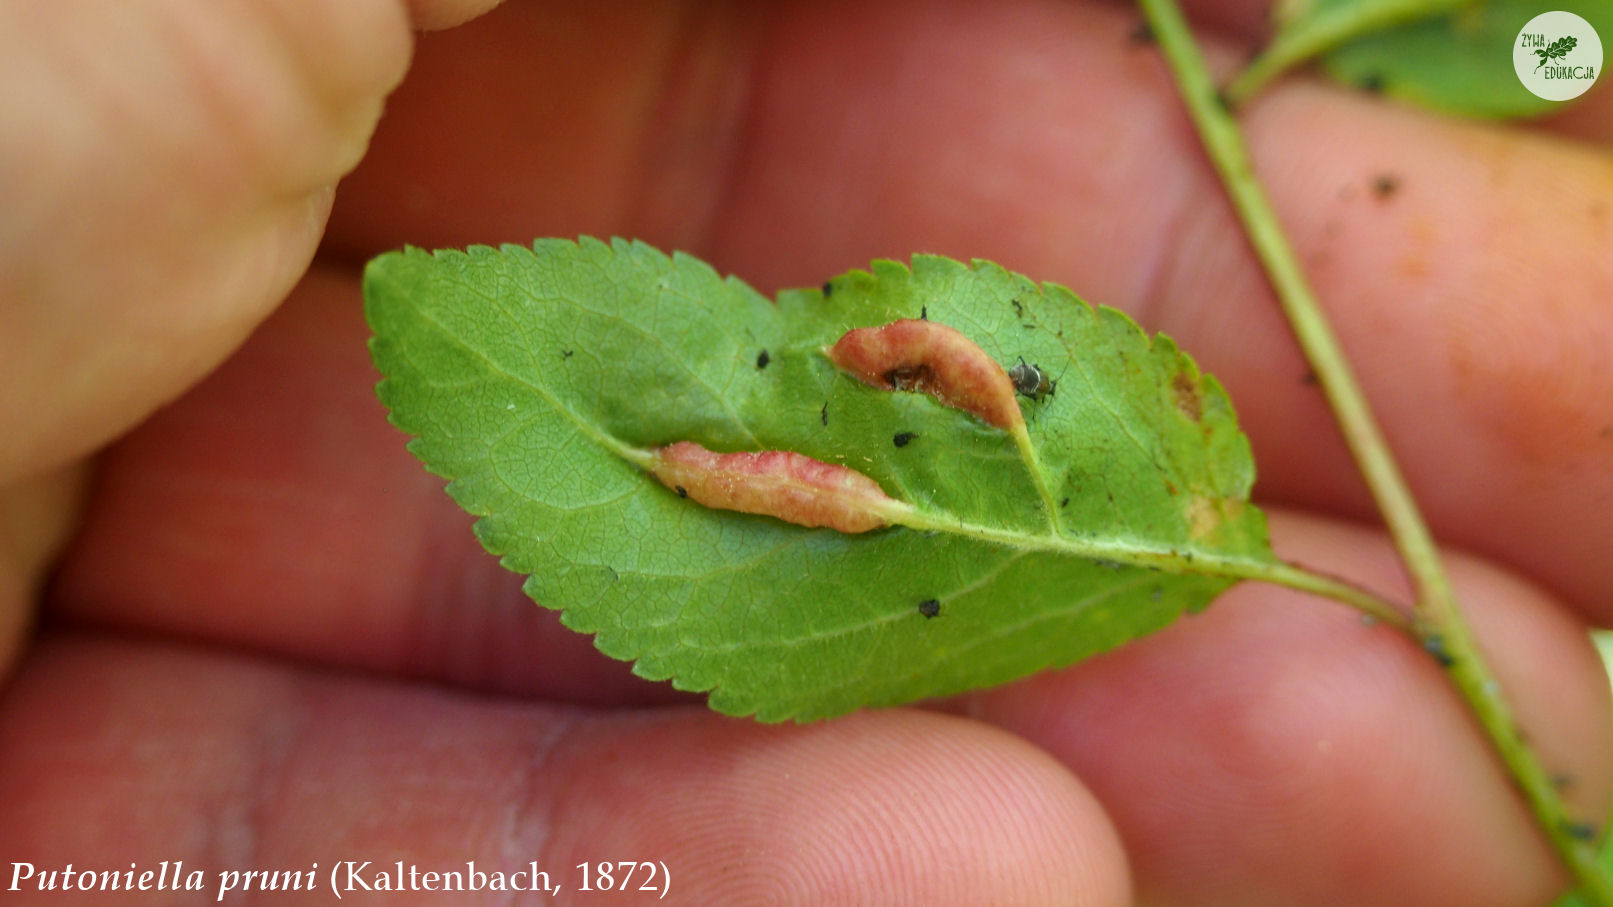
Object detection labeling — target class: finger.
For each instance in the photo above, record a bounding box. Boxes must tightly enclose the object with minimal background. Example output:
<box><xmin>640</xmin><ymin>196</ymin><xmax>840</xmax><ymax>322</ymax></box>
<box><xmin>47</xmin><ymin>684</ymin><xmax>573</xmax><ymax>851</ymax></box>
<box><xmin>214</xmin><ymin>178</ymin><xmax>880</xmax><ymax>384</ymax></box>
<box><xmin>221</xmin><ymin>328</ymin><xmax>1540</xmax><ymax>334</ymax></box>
<box><xmin>322</xmin><ymin>0</ymin><xmax>1613</xmax><ymax>619</ymax></box>
<box><xmin>968</xmin><ymin>509</ymin><xmax>1613</xmax><ymax>907</ymax></box>
<box><xmin>0</xmin><ymin>0</ymin><xmax>419</xmax><ymax>485</ymax></box>
<box><xmin>47</xmin><ymin>266</ymin><xmax>670</xmax><ymax>703</ymax></box>
<box><xmin>0</xmin><ymin>636</ymin><xmax>1130</xmax><ymax>906</ymax></box>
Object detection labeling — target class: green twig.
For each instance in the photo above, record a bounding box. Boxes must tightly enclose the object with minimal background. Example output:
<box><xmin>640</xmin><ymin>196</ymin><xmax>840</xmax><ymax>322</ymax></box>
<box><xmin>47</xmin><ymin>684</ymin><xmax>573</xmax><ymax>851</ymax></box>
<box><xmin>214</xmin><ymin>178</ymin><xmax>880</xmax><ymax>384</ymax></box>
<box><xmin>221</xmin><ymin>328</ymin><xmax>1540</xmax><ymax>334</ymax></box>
<box><xmin>1223</xmin><ymin>0</ymin><xmax>1469</xmax><ymax>105</ymax></box>
<box><xmin>1135</xmin><ymin>0</ymin><xmax>1613</xmax><ymax>901</ymax></box>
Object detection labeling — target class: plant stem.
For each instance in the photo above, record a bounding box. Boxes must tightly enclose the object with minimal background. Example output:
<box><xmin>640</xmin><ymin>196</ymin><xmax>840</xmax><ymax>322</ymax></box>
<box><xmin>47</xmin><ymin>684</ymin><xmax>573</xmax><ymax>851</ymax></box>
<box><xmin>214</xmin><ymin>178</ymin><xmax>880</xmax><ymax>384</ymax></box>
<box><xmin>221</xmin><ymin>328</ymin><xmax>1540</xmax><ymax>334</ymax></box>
<box><xmin>1223</xmin><ymin>0</ymin><xmax>1468</xmax><ymax>105</ymax></box>
<box><xmin>1135</xmin><ymin>0</ymin><xmax>1613</xmax><ymax>900</ymax></box>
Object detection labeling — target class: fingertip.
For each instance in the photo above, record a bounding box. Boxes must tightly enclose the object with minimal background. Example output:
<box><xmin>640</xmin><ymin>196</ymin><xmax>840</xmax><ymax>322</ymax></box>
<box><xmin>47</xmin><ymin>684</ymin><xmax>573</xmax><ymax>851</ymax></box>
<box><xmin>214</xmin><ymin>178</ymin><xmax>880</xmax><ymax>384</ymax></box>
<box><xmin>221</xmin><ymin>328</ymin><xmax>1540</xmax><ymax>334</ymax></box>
<box><xmin>0</xmin><ymin>640</ymin><xmax>1131</xmax><ymax>906</ymax></box>
<box><xmin>545</xmin><ymin>709</ymin><xmax>1133</xmax><ymax>906</ymax></box>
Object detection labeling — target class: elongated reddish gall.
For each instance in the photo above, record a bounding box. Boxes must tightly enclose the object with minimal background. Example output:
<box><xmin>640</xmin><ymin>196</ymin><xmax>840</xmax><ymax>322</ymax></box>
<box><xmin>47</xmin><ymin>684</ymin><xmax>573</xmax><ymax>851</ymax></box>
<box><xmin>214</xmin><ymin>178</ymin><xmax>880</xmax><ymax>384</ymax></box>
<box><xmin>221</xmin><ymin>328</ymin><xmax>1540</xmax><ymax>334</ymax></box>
<box><xmin>651</xmin><ymin>441</ymin><xmax>897</xmax><ymax>533</ymax></box>
<box><xmin>828</xmin><ymin>319</ymin><xmax>1023</xmax><ymax>430</ymax></box>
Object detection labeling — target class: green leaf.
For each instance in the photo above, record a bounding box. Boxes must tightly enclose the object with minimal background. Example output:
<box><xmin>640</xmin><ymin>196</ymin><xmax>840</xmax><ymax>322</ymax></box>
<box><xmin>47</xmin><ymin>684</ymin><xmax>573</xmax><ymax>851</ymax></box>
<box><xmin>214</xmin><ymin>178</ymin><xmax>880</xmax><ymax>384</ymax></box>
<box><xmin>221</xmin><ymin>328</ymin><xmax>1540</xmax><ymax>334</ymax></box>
<box><xmin>1223</xmin><ymin>0</ymin><xmax>1470</xmax><ymax>104</ymax></box>
<box><xmin>364</xmin><ymin>237</ymin><xmax>1277</xmax><ymax>721</ymax></box>
<box><xmin>1320</xmin><ymin>0</ymin><xmax>1612</xmax><ymax>118</ymax></box>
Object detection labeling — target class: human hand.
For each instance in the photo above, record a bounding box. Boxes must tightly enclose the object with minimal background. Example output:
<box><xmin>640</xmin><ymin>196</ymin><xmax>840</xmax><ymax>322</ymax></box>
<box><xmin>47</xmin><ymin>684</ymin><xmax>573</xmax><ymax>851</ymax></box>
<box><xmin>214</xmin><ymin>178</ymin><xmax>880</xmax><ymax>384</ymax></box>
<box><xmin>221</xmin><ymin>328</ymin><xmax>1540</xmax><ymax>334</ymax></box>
<box><xmin>3</xmin><ymin>2</ymin><xmax>1611</xmax><ymax>904</ymax></box>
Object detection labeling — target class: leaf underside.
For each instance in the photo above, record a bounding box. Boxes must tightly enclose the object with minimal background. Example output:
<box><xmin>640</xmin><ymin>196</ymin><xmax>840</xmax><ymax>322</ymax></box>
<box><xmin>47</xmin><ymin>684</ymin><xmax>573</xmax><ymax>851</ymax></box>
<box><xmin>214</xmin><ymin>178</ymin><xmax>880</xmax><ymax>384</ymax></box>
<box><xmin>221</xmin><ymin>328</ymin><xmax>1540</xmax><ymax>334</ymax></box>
<box><xmin>364</xmin><ymin>238</ymin><xmax>1275</xmax><ymax>721</ymax></box>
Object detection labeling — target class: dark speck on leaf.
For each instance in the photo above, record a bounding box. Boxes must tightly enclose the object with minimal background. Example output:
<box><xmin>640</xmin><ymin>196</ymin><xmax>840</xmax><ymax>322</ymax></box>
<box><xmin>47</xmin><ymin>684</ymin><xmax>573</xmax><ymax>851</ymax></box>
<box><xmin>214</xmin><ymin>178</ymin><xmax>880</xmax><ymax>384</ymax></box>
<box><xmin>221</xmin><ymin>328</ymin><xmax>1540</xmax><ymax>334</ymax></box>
<box><xmin>1150</xmin><ymin>586</ymin><xmax>1163</xmax><ymax>602</ymax></box>
<box><xmin>820</xmin><ymin>402</ymin><xmax>828</xmax><ymax>426</ymax></box>
<box><xmin>1372</xmin><ymin>173</ymin><xmax>1400</xmax><ymax>199</ymax></box>
<box><xmin>1360</xmin><ymin>72</ymin><xmax>1385</xmax><ymax>94</ymax></box>
<box><xmin>1129</xmin><ymin>21</ymin><xmax>1154</xmax><ymax>44</ymax></box>
<box><xmin>756</xmin><ymin>349</ymin><xmax>770</xmax><ymax>369</ymax></box>
<box><xmin>562</xmin><ymin>349</ymin><xmax>573</xmax><ymax>359</ymax></box>
<box><xmin>1011</xmin><ymin>299</ymin><xmax>1024</xmax><ymax>317</ymax></box>
<box><xmin>918</xmin><ymin>598</ymin><xmax>940</xmax><ymax>619</ymax></box>
<box><xmin>675</xmin><ymin>485</ymin><xmax>688</xmax><ymax>498</ymax></box>
<box><xmin>920</xmin><ymin>305</ymin><xmax>928</xmax><ymax>321</ymax></box>
<box><xmin>821</xmin><ymin>281</ymin><xmax>833</xmax><ymax>298</ymax></box>
<box><xmin>893</xmin><ymin>431</ymin><xmax>917</xmax><ymax>448</ymax></box>
<box><xmin>1060</xmin><ymin>497</ymin><xmax>1069</xmax><ymax>508</ymax></box>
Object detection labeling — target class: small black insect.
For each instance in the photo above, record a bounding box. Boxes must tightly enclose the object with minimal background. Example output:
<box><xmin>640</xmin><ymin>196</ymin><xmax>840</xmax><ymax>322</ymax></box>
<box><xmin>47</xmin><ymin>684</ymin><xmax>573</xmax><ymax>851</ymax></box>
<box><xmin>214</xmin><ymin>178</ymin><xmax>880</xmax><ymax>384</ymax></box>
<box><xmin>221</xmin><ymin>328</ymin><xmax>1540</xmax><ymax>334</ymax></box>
<box><xmin>893</xmin><ymin>431</ymin><xmax>917</xmax><ymax>448</ymax></box>
<box><xmin>822</xmin><ymin>281</ymin><xmax>834</xmax><ymax>298</ymax></box>
<box><xmin>756</xmin><ymin>349</ymin><xmax>770</xmax><ymax>369</ymax></box>
<box><xmin>920</xmin><ymin>305</ymin><xmax>928</xmax><ymax>321</ymax></box>
<box><xmin>562</xmin><ymin>349</ymin><xmax>574</xmax><ymax>359</ymax></box>
<box><xmin>820</xmin><ymin>402</ymin><xmax>829</xmax><ymax>426</ymax></box>
<box><xmin>1564</xmin><ymin>821</ymin><xmax>1598</xmax><ymax>842</ymax></box>
<box><xmin>675</xmin><ymin>485</ymin><xmax>688</xmax><ymax>498</ymax></box>
<box><xmin>1010</xmin><ymin>298</ymin><xmax>1024</xmax><ymax>317</ymax></box>
<box><xmin>1008</xmin><ymin>357</ymin><xmax>1056</xmax><ymax>401</ymax></box>
<box><xmin>1060</xmin><ymin>497</ymin><xmax>1070</xmax><ymax>508</ymax></box>
<box><xmin>918</xmin><ymin>598</ymin><xmax>940</xmax><ymax>619</ymax></box>
<box><xmin>1422</xmin><ymin>633</ymin><xmax>1456</xmax><ymax>668</ymax></box>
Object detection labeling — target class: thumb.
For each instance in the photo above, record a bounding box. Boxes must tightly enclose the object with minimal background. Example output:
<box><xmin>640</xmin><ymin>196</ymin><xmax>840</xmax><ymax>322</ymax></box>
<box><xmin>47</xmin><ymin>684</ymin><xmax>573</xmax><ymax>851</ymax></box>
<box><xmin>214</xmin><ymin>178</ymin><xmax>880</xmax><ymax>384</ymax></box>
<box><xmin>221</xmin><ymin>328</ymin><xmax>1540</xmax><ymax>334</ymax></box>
<box><xmin>0</xmin><ymin>0</ymin><xmax>498</xmax><ymax>488</ymax></box>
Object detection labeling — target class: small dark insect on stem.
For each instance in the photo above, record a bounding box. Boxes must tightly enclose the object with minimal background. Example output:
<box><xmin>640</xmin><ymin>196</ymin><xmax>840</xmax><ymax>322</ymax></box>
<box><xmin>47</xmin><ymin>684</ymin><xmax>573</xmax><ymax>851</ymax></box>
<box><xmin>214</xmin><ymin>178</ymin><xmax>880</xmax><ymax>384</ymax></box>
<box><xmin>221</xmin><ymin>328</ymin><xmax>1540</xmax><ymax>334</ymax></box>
<box><xmin>1565</xmin><ymin>821</ymin><xmax>1599</xmax><ymax>842</ymax></box>
<box><xmin>1422</xmin><ymin>633</ymin><xmax>1456</xmax><ymax>668</ymax></box>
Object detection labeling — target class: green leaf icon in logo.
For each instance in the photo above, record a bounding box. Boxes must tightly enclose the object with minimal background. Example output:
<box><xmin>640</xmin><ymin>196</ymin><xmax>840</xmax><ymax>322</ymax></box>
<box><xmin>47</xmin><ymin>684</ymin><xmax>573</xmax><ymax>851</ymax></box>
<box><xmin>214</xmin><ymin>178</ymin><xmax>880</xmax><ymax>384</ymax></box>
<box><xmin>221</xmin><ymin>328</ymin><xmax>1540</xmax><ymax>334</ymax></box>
<box><xmin>1535</xmin><ymin>34</ymin><xmax>1578</xmax><ymax>70</ymax></box>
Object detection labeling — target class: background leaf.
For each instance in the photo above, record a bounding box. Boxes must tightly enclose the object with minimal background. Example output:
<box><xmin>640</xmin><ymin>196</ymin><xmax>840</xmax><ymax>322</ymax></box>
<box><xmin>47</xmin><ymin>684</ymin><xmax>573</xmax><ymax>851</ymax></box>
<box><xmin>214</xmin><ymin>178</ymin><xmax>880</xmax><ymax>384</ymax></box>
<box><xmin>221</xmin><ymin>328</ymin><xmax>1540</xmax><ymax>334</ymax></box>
<box><xmin>365</xmin><ymin>238</ymin><xmax>1275</xmax><ymax>721</ymax></box>
<box><xmin>1320</xmin><ymin>0</ymin><xmax>1612</xmax><ymax>118</ymax></box>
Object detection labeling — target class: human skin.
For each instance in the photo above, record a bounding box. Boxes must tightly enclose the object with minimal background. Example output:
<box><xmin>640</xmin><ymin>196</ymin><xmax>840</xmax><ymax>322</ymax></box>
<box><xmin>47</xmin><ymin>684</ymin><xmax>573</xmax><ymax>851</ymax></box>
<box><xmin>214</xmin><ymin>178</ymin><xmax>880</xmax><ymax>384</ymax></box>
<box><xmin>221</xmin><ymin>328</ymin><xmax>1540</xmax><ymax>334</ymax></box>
<box><xmin>2</xmin><ymin>1</ymin><xmax>1611</xmax><ymax>904</ymax></box>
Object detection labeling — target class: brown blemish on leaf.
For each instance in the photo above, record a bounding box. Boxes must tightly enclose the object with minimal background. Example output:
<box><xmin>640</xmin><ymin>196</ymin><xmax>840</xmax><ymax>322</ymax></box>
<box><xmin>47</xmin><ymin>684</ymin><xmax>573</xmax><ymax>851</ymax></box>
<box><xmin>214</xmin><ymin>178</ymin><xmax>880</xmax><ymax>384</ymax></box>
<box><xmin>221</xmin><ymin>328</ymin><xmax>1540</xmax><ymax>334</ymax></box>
<box><xmin>650</xmin><ymin>441</ymin><xmax>897</xmax><ymax>533</ymax></box>
<box><xmin>828</xmin><ymin>319</ymin><xmax>1023</xmax><ymax>430</ymax></box>
<box><xmin>1171</xmin><ymin>371</ymin><xmax>1202</xmax><ymax>421</ymax></box>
